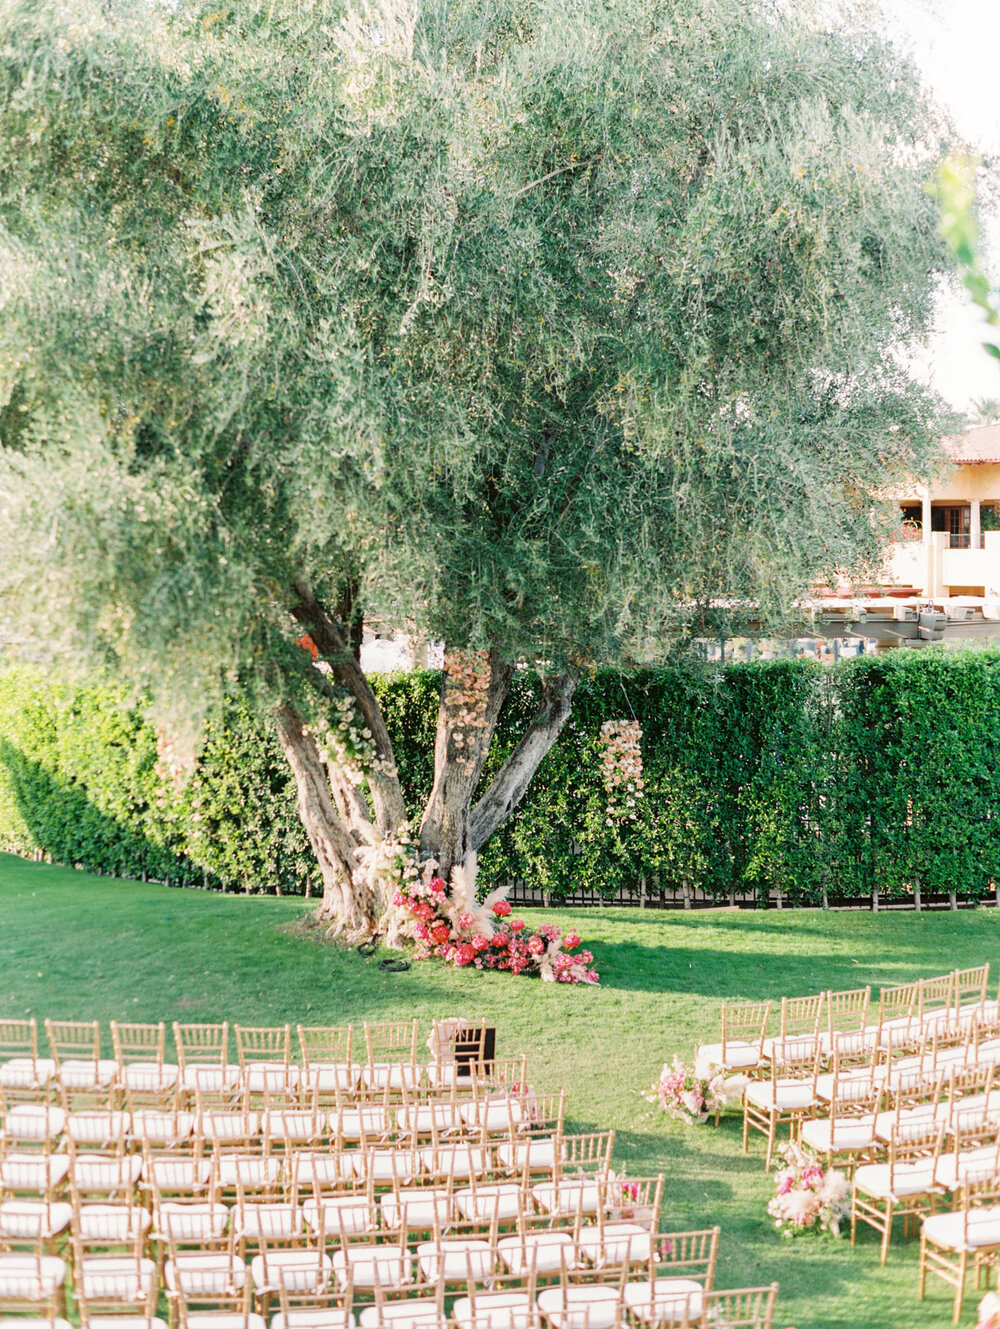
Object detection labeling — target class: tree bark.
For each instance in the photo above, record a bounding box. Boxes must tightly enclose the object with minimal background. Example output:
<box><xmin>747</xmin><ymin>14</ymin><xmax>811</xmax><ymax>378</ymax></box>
<box><xmin>419</xmin><ymin>651</ymin><xmax>513</xmax><ymax>878</ymax></box>
<box><xmin>291</xmin><ymin>581</ymin><xmax>408</xmax><ymax>835</ymax></box>
<box><xmin>274</xmin><ymin>703</ymin><xmax>380</xmax><ymax>937</ymax></box>
<box><xmin>469</xmin><ymin>673</ymin><xmax>577</xmax><ymax>850</ymax></box>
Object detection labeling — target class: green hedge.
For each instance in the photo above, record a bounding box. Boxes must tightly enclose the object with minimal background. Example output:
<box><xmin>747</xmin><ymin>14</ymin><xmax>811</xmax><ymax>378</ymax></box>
<box><xmin>2</xmin><ymin>653</ymin><xmax>1000</xmax><ymax>904</ymax></box>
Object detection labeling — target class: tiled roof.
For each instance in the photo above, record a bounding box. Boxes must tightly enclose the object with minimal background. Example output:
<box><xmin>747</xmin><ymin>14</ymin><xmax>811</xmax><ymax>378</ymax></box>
<box><xmin>944</xmin><ymin>423</ymin><xmax>1000</xmax><ymax>464</ymax></box>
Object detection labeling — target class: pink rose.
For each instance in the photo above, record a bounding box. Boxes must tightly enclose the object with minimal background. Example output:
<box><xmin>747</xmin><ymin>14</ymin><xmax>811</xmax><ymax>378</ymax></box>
<box><xmin>471</xmin><ymin>934</ymin><xmax>489</xmax><ymax>951</ymax></box>
<box><xmin>454</xmin><ymin>943</ymin><xmax>475</xmax><ymax>966</ymax></box>
<box><xmin>457</xmin><ymin>911</ymin><xmax>476</xmax><ymax>929</ymax></box>
<box><xmin>510</xmin><ymin>919</ymin><xmax>526</xmax><ymax>932</ymax></box>
<box><xmin>429</xmin><ymin>877</ymin><xmax>447</xmax><ymax>894</ymax></box>
<box><xmin>492</xmin><ymin>900</ymin><xmax>511</xmax><ymax>917</ymax></box>
<box><xmin>527</xmin><ymin>936</ymin><xmax>545</xmax><ymax>956</ymax></box>
<box><xmin>563</xmin><ymin>932</ymin><xmax>580</xmax><ymax>949</ymax></box>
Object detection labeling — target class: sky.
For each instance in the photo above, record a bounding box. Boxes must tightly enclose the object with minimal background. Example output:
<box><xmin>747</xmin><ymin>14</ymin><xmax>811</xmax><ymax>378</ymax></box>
<box><xmin>885</xmin><ymin>0</ymin><xmax>1000</xmax><ymax>412</ymax></box>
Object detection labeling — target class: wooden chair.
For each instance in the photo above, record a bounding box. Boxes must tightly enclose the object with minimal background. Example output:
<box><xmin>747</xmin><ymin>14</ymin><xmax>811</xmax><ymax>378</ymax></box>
<box><xmin>173</xmin><ymin>1023</ymin><xmax>240</xmax><ymax>1105</ymax></box>
<box><xmin>683</xmin><ymin>1283</ymin><xmax>779</xmax><ymax>1328</ymax></box>
<box><xmin>234</xmin><ymin>1025</ymin><xmax>298</xmax><ymax>1100</ymax></box>
<box><xmin>851</xmin><ymin>1117</ymin><xmax>946</xmax><ymax>1264</ymax></box>
<box><xmin>623</xmin><ymin>1226</ymin><xmax>720</xmax><ymax>1325</ymax></box>
<box><xmin>742</xmin><ymin>1038</ymin><xmax>820</xmax><ymax>1171</ymax></box>
<box><xmin>44</xmin><ymin>1020</ymin><xmax>117</xmax><ymax>1104</ymax></box>
<box><xmin>296</xmin><ymin>1025</ymin><xmax>356</xmax><ymax>1102</ymax></box>
<box><xmin>111</xmin><ymin>1020</ymin><xmax>179</xmax><ymax>1109</ymax></box>
<box><xmin>919</xmin><ymin>1178</ymin><xmax>1000</xmax><ymax>1324</ymax></box>
<box><xmin>362</xmin><ymin>1021</ymin><xmax>420</xmax><ymax>1095</ymax></box>
<box><xmin>0</xmin><ymin>1020</ymin><xmax>56</xmax><ymax>1104</ymax></box>
<box><xmin>694</xmin><ymin>1002</ymin><xmax>771</xmax><ymax>1086</ymax></box>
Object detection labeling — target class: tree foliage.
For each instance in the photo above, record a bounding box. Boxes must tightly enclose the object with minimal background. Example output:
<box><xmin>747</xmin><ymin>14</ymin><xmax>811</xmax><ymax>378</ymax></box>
<box><xmin>0</xmin><ymin>0</ymin><xmax>956</xmax><ymax>932</ymax></box>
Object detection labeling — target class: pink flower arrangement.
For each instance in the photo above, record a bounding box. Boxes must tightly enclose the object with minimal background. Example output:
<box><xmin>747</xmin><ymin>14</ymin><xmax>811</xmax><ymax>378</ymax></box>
<box><xmin>646</xmin><ymin>1056</ymin><xmax>726</xmax><ymax>1125</ymax></box>
<box><xmin>767</xmin><ymin>1141</ymin><xmax>850</xmax><ymax>1237</ymax></box>
<box><xmin>389</xmin><ymin>877</ymin><xmax>599</xmax><ymax>984</ymax></box>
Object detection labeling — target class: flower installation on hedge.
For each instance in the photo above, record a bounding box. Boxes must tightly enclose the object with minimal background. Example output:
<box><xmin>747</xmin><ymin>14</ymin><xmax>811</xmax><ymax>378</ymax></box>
<box><xmin>598</xmin><ymin>718</ymin><xmax>644</xmax><ymax>824</ymax></box>
<box><xmin>645</xmin><ymin>1056</ymin><xmax>727</xmax><ymax>1124</ymax></box>
<box><xmin>767</xmin><ymin>1141</ymin><xmax>850</xmax><ymax>1237</ymax></box>
<box><xmin>388</xmin><ymin>855</ymin><xmax>599</xmax><ymax>984</ymax></box>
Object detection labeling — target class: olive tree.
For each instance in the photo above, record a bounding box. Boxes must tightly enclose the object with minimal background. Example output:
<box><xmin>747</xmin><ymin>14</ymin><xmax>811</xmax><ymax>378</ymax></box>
<box><xmin>0</xmin><ymin>0</ymin><xmax>950</xmax><ymax>937</ymax></box>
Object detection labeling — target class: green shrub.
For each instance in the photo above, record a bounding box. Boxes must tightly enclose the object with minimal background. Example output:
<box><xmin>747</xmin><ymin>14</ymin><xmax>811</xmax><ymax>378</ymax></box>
<box><xmin>1</xmin><ymin>651</ymin><xmax>999</xmax><ymax>903</ymax></box>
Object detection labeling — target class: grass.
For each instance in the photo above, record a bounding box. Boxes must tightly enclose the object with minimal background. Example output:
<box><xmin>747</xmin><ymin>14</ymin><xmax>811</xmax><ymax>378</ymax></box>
<box><xmin>3</xmin><ymin>850</ymin><xmax>999</xmax><ymax>1328</ymax></box>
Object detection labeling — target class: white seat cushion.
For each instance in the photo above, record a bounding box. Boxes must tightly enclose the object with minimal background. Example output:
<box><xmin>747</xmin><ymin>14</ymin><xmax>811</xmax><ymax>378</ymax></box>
<box><xmin>800</xmin><ymin>1118</ymin><xmax>877</xmax><ymax>1154</ymax></box>
<box><xmin>165</xmin><ymin>1254</ymin><xmax>247</xmax><ymax>1297</ymax></box>
<box><xmin>77</xmin><ymin>1205</ymin><xmax>151</xmax><ymax>1243</ymax></box>
<box><xmin>0</xmin><ymin>1058</ymin><xmax>57</xmax><ymax>1089</ymax></box>
<box><xmin>331</xmin><ymin>1246</ymin><xmax>412</xmax><ymax>1291</ymax></box>
<box><xmin>215</xmin><ymin>1155</ymin><xmax>279</xmax><ymax>1188</ymax></box>
<box><xmin>331</xmin><ymin>1108</ymin><xmax>389</xmax><ymax>1141</ymax></box>
<box><xmin>416</xmin><ymin>1238</ymin><xmax>493</xmax><ymax>1282</ymax></box>
<box><xmin>536</xmin><ymin>1285</ymin><xmax>623</xmax><ymax>1329</ymax></box>
<box><xmin>71</xmin><ymin>1155</ymin><xmax>144</xmax><ymax>1192</ymax></box>
<box><xmin>0</xmin><ymin>1155</ymin><xmax>70</xmax><ymax>1191</ymax></box>
<box><xmin>357</xmin><ymin>1302</ymin><xmax>445</xmax><ymax>1328</ymax></box>
<box><xmin>66</xmin><ymin>1112</ymin><xmax>132</xmax><ymax>1147</ymax></box>
<box><xmin>303</xmin><ymin>1197</ymin><xmax>374</xmax><ymax>1239</ymax></box>
<box><xmin>694</xmin><ymin>1041</ymin><xmax>761</xmax><ymax>1075</ymax></box>
<box><xmin>77</xmin><ymin>1256</ymin><xmax>156</xmax><ymax>1302</ymax></box>
<box><xmin>623</xmin><ymin>1278</ymin><xmax>704</xmax><ymax>1324</ymax></box>
<box><xmin>244</xmin><ymin>1064</ymin><xmax>299</xmax><ymax>1094</ymax></box>
<box><xmin>396</xmin><ymin>1104</ymin><xmax>463</xmax><ymax>1135</ymax></box>
<box><xmin>361</xmin><ymin>1064</ymin><xmax>421</xmax><ymax>1091</ymax></box>
<box><xmin>458</xmin><ymin>1098</ymin><xmax>523</xmax><ymax>1133</ymax></box>
<box><xmin>853</xmin><ymin>1161</ymin><xmax>941</xmax><ymax>1201</ymax></box>
<box><xmin>576</xmin><ymin>1222</ymin><xmax>652</xmax><ymax>1266</ymax></box>
<box><xmin>144</xmin><ymin>1157</ymin><xmax>210</xmax><ymax>1192</ymax></box>
<box><xmin>122</xmin><ymin>1063</ymin><xmax>179</xmax><ymax>1091</ymax></box>
<box><xmin>0</xmin><ymin>1255</ymin><xmax>67</xmax><ymax>1298</ymax></box>
<box><xmin>302</xmin><ymin>1064</ymin><xmax>360</xmax><ymax>1092</ymax></box>
<box><xmin>260</xmin><ymin>1112</ymin><xmax>323</xmax><ymax>1143</ymax></box>
<box><xmin>180</xmin><ymin>1065</ymin><xmax>242</xmax><ymax>1093</ymax></box>
<box><xmin>379</xmin><ymin>1189</ymin><xmax>452</xmax><ymax>1231</ymax></box>
<box><xmin>186</xmin><ymin>1317</ymin><xmax>266</xmax><ymax>1329</ymax></box>
<box><xmin>0</xmin><ymin>1319</ymin><xmax>71</xmax><ymax>1329</ymax></box>
<box><xmin>935</xmin><ymin>1146</ymin><xmax>1000</xmax><ymax>1191</ymax></box>
<box><xmin>200</xmin><ymin>1113</ymin><xmax>260</xmax><ymax>1144</ymax></box>
<box><xmin>452</xmin><ymin>1292</ymin><xmax>534</xmax><ymax>1329</ymax></box>
<box><xmin>250</xmin><ymin>1251</ymin><xmax>331</xmax><ymax>1295</ymax></box>
<box><xmin>923</xmin><ymin>1205</ymin><xmax>1000</xmax><ymax>1251</ymax></box>
<box><xmin>454</xmin><ymin>1184</ymin><xmax>522</xmax><ymax>1224</ymax></box>
<box><xmin>271</xmin><ymin>1313</ymin><xmax>355</xmax><ymax>1329</ymax></box>
<box><xmin>238</xmin><ymin>1204</ymin><xmax>303</xmax><ymax>1241</ymax></box>
<box><xmin>531</xmin><ymin>1179</ymin><xmax>602</xmax><ymax>1216</ymax></box>
<box><xmin>497</xmin><ymin>1232</ymin><xmax>575</xmax><ymax>1276</ymax></box>
<box><xmin>745</xmin><ymin>1081</ymin><xmax>816</xmax><ymax>1112</ymax></box>
<box><xmin>156</xmin><ymin>1203</ymin><xmax>230</xmax><ymax>1242</ymax></box>
<box><xmin>87</xmin><ymin>1319</ymin><xmax>167</xmax><ymax>1329</ymax></box>
<box><xmin>5</xmin><ymin>1106</ymin><xmax>66</xmax><ymax>1141</ymax></box>
<box><xmin>419</xmin><ymin>1145</ymin><xmax>490</xmax><ymax>1180</ymax></box>
<box><xmin>0</xmin><ymin>1202</ymin><xmax>73</xmax><ymax>1241</ymax></box>
<box><xmin>129</xmin><ymin>1111</ymin><xmax>194</xmax><ymax>1146</ymax></box>
<box><xmin>356</xmin><ymin>1149</ymin><xmax>417</xmax><ymax>1184</ymax></box>
<box><xmin>495</xmin><ymin>1139</ymin><xmax>555</xmax><ymax>1174</ymax></box>
<box><xmin>55</xmin><ymin>1059</ymin><xmax>118</xmax><ymax>1089</ymax></box>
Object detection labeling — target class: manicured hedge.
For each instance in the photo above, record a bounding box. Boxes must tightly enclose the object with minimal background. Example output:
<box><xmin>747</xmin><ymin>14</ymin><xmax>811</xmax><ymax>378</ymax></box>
<box><xmin>1</xmin><ymin>652</ymin><xmax>999</xmax><ymax>904</ymax></box>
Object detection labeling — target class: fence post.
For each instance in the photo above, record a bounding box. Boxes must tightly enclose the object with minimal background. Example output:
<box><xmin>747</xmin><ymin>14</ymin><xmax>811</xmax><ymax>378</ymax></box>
<box><xmin>949</xmin><ymin>890</ymin><xmax>957</xmax><ymax>911</ymax></box>
<box><xmin>871</xmin><ymin>887</ymin><xmax>879</xmax><ymax>913</ymax></box>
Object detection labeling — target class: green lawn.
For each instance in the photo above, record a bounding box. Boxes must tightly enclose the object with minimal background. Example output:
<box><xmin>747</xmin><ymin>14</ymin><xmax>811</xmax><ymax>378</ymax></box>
<box><xmin>3</xmin><ymin>851</ymin><xmax>997</xmax><ymax>1328</ymax></box>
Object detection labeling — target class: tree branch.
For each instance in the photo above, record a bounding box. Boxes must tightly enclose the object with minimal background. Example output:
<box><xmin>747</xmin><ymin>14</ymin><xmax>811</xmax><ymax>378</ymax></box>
<box><xmin>468</xmin><ymin>672</ymin><xmax>577</xmax><ymax>850</ymax></box>
<box><xmin>291</xmin><ymin>580</ymin><xmax>408</xmax><ymax>833</ymax></box>
<box><xmin>512</xmin><ymin>154</ymin><xmax>601</xmax><ymax>199</ymax></box>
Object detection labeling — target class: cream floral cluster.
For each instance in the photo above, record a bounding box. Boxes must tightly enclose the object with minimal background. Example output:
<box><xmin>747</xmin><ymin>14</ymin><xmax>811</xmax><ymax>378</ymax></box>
<box><xmin>153</xmin><ymin>728</ymin><xmax>197</xmax><ymax>808</ymax></box>
<box><xmin>599</xmin><ymin>719</ymin><xmax>644</xmax><ymax>824</ymax></box>
<box><xmin>314</xmin><ymin>693</ymin><xmax>392</xmax><ymax>785</ymax></box>
<box><xmin>443</xmin><ymin>649</ymin><xmax>491</xmax><ymax>776</ymax></box>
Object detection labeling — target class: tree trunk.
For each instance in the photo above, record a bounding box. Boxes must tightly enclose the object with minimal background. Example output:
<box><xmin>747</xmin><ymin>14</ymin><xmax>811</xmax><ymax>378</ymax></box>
<box><xmin>419</xmin><ymin>650</ymin><xmax>513</xmax><ymax>878</ymax></box>
<box><xmin>274</xmin><ymin>703</ymin><xmax>380</xmax><ymax>938</ymax></box>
